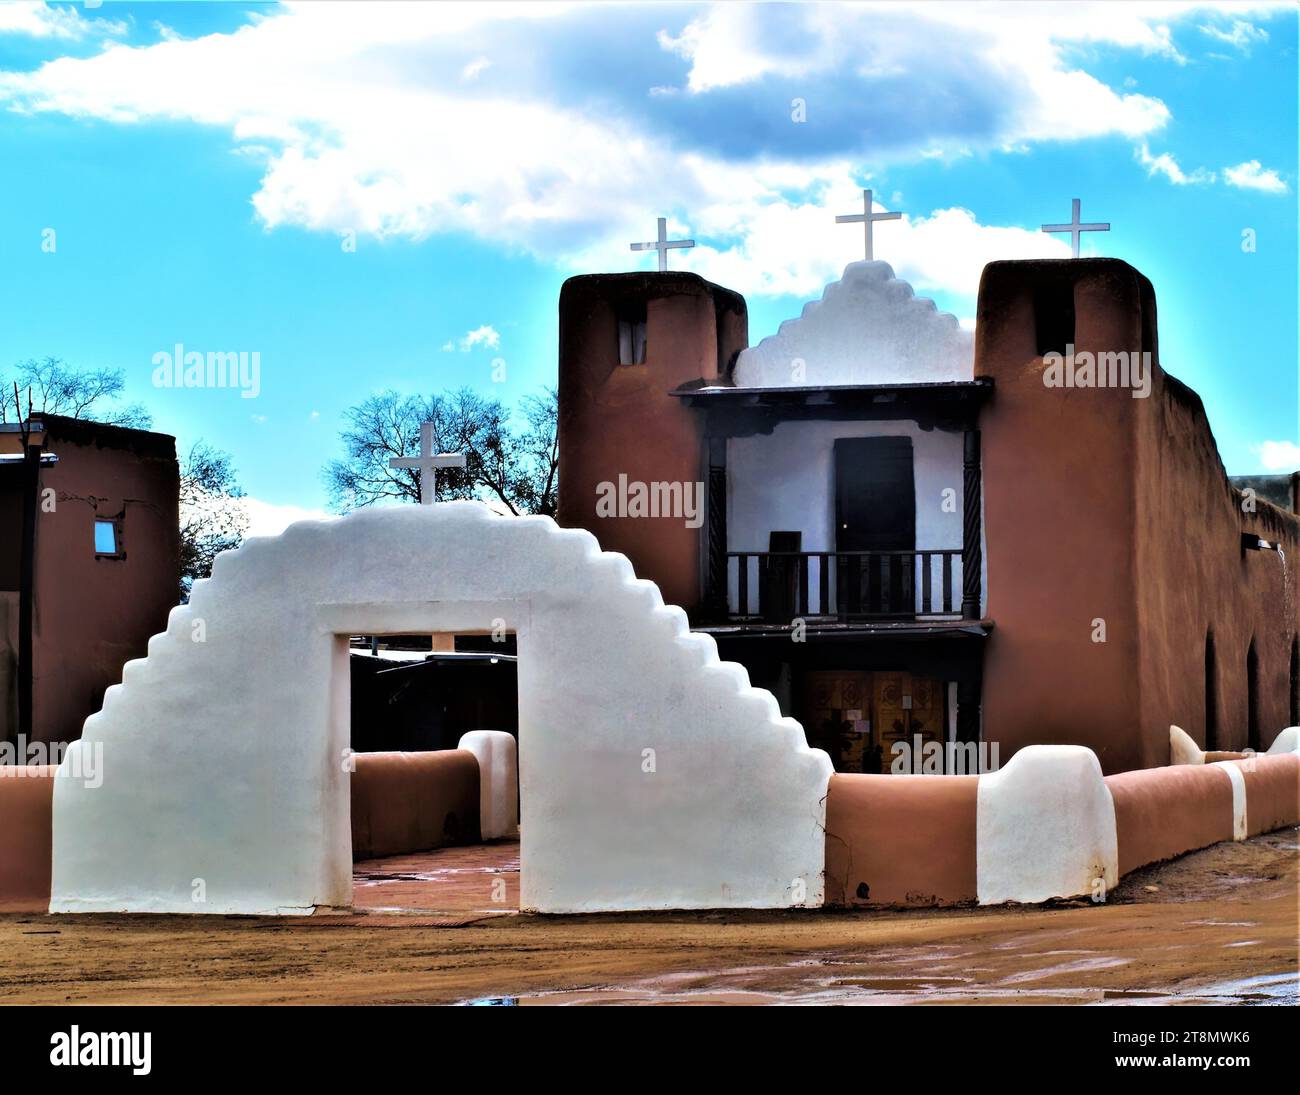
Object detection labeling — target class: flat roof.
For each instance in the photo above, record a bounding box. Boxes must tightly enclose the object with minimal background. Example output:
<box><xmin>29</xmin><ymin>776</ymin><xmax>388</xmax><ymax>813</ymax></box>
<box><xmin>670</xmin><ymin>377</ymin><xmax>993</xmax><ymax>406</ymax></box>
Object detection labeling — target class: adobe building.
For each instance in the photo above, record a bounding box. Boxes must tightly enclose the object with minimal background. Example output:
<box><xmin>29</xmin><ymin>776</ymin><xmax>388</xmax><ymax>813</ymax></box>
<box><xmin>556</xmin><ymin>257</ymin><xmax>1300</xmax><ymax>775</ymax></box>
<box><xmin>0</xmin><ymin>413</ymin><xmax>180</xmax><ymax>748</ymax></box>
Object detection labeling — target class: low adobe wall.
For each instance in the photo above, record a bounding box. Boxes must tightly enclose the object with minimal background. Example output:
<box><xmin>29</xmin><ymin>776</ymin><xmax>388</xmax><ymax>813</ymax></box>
<box><xmin>1239</xmin><ymin>753</ymin><xmax>1300</xmax><ymax>836</ymax></box>
<box><xmin>1105</xmin><ymin>765</ymin><xmax>1235</xmax><ymax>876</ymax></box>
<box><xmin>350</xmin><ymin>750</ymin><xmax>481</xmax><ymax>860</ymax></box>
<box><xmin>0</xmin><ymin>766</ymin><xmax>56</xmax><ymax>912</ymax></box>
<box><xmin>1108</xmin><ymin>753</ymin><xmax>1298</xmax><ymax>875</ymax></box>
<box><xmin>825</xmin><ymin>773</ymin><xmax>978</xmax><ymax>906</ymax></box>
<box><xmin>826</xmin><ymin>743</ymin><xmax>1300</xmax><ymax>908</ymax></box>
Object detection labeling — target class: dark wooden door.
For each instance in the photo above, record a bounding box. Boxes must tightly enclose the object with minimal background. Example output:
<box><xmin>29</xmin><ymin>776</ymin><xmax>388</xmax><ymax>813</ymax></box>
<box><xmin>835</xmin><ymin>437</ymin><xmax>915</xmax><ymax>615</ymax></box>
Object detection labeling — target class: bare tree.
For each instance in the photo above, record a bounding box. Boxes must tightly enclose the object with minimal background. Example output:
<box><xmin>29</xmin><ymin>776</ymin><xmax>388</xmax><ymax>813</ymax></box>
<box><xmin>0</xmin><ymin>357</ymin><xmax>152</xmax><ymax>429</ymax></box>
<box><xmin>179</xmin><ymin>442</ymin><xmax>248</xmax><ymax>599</ymax></box>
<box><xmin>325</xmin><ymin>386</ymin><xmax>558</xmax><ymax>516</ymax></box>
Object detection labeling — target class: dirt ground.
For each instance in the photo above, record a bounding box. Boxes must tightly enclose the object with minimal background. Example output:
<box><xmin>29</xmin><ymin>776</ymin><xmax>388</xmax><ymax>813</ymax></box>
<box><xmin>1</xmin><ymin>830</ymin><xmax>1296</xmax><ymax>1005</ymax></box>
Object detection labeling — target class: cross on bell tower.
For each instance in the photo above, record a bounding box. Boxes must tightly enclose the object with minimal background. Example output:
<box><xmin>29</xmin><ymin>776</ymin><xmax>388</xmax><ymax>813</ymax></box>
<box><xmin>1041</xmin><ymin>198</ymin><xmax>1110</xmax><ymax>258</ymax></box>
<box><xmin>630</xmin><ymin>217</ymin><xmax>695</xmax><ymax>272</ymax></box>
<box><xmin>835</xmin><ymin>188</ymin><xmax>902</xmax><ymax>262</ymax></box>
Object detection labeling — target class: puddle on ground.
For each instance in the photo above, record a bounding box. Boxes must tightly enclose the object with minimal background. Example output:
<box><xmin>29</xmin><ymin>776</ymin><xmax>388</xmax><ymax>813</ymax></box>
<box><xmin>458</xmin><ymin>957</ymin><xmax>1300</xmax><ymax>1007</ymax></box>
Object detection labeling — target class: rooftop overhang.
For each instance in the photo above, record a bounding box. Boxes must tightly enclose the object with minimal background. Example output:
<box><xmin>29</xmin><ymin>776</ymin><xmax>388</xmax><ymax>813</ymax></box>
<box><xmin>670</xmin><ymin>378</ymin><xmax>993</xmax><ymax>435</ymax></box>
<box><xmin>695</xmin><ymin>618</ymin><xmax>993</xmax><ymax>642</ymax></box>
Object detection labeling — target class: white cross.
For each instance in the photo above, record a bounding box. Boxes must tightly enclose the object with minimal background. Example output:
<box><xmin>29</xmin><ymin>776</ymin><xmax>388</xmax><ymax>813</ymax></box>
<box><xmin>836</xmin><ymin>188</ymin><xmax>902</xmax><ymax>262</ymax></box>
<box><xmin>1041</xmin><ymin>198</ymin><xmax>1110</xmax><ymax>258</ymax></box>
<box><xmin>389</xmin><ymin>422</ymin><xmax>466</xmax><ymax>505</ymax></box>
<box><xmin>630</xmin><ymin>217</ymin><xmax>695</xmax><ymax>272</ymax></box>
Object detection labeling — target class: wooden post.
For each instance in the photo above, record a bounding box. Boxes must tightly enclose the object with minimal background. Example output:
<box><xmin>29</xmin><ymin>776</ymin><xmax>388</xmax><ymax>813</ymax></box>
<box><xmin>706</xmin><ymin>436</ymin><xmax>727</xmax><ymax>618</ymax></box>
<box><xmin>955</xmin><ymin>675</ymin><xmax>982</xmax><ymax>746</ymax></box>
<box><xmin>961</xmin><ymin>429</ymin><xmax>982</xmax><ymax>620</ymax></box>
<box><xmin>16</xmin><ymin>433</ymin><xmax>39</xmax><ymax>744</ymax></box>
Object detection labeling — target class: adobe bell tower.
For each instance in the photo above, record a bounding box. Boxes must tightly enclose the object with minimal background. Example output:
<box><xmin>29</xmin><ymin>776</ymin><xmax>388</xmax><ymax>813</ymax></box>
<box><xmin>556</xmin><ymin>272</ymin><xmax>748</xmax><ymax>612</ymax></box>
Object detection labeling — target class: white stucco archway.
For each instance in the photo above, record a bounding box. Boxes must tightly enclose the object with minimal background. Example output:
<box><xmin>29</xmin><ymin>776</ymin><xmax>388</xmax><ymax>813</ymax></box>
<box><xmin>51</xmin><ymin>503</ymin><xmax>832</xmax><ymax>915</ymax></box>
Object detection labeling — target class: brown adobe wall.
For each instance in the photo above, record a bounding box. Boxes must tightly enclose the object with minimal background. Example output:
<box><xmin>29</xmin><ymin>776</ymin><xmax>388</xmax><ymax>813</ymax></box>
<box><xmin>1236</xmin><ymin>753</ymin><xmax>1300</xmax><ymax>836</ymax></box>
<box><xmin>1105</xmin><ymin>764</ymin><xmax>1234</xmax><ymax>876</ymax></box>
<box><xmin>18</xmin><ymin>417</ymin><xmax>180</xmax><ymax>747</ymax></box>
<box><xmin>350</xmin><ymin>749</ymin><xmax>481</xmax><ymax>860</ymax></box>
<box><xmin>823</xmin><ymin>772</ymin><xmax>978</xmax><ymax>906</ymax></box>
<box><xmin>977</xmin><ymin>259</ymin><xmax>1299</xmax><ymax>772</ymax></box>
<box><xmin>555</xmin><ymin>273</ymin><xmax>747</xmax><ymax>612</ymax></box>
<box><xmin>976</xmin><ymin>261</ymin><xmax>1146</xmax><ymax>771</ymax></box>
<box><xmin>1132</xmin><ymin>368</ymin><xmax>1299</xmax><ymax>758</ymax></box>
<box><xmin>0</xmin><ymin>766</ymin><xmax>54</xmax><ymax>912</ymax></box>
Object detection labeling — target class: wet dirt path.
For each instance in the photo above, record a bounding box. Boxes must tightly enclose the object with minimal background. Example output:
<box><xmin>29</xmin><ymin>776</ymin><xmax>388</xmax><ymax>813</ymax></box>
<box><xmin>1</xmin><ymin>831</ymin><xmax>1295</xmax><ymax>1005</ymax></box>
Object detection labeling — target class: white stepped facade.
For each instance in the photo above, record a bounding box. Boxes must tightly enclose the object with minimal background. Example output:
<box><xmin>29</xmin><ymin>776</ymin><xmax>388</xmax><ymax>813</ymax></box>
<box><xmin>51</xmin><ymin>502</ymin><xmax>832</xmax><ymax>915</ymax></box>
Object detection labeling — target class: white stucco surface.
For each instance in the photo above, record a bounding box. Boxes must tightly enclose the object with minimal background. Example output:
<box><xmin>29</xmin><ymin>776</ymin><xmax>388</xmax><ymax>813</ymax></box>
<box><xmin>1266</xmin><ymin>726</ymin><xmax>1299</xmax><ymax>754</ymax></box>
<box><xmin>50</xmin><ymin>503</ymin><xmax>832</xmax><ymax>915</ymax></box>
<box><xmin>1212</xmin><ymin>761</ymin><xmax>1248</xmax><ymax>841</ymax></box>
<box><xmin>458</xmin><ymin>730</ymin><xmax>518</xmax><ymax>840</ymax></box>
<box><xmin>733</xmin><ymin>261</ymin><xmax>973</xmax><ymax>388</ymax></box>
<box><xmin>1168</xmin><ymin>724</ymin><xmax>1203</xmax><ymax>765</ymax></box>
<box><xmin>726</xmin><ymin>420</ymin><xmax>965</xmax><ymax>615</ymax></box>
<box><xmin>975</xmin><ymin>745</ymin><xmax>1118</xmax><ymax>905</ymax></box>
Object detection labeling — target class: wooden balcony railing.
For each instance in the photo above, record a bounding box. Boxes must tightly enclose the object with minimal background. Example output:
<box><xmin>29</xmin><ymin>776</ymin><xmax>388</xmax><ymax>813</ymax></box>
<box><xmin>725</xmin><ymin>550</ymin><xmax>965</xmax><ymax>621</ymax></box>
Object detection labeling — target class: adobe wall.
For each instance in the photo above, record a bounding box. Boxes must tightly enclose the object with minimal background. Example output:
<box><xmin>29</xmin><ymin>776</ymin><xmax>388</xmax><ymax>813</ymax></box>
<box><xmin>977</xmin><ymin>261</ymin><xmax>1145</xmax><ymax>771</ymax></box>
<box><xmin>977</xmin><ymin>259</ymin><xmax>1299</xmax><ymax>772</ymax></box>
<box><xmin>556</xmin><ymin>273</ymin><xmax>747</xmax><ymax>612</ymax></box>
<box><xmin>1132</xmin><ymin>370</ymin><xmax>1299</xmax><ymax>757</ymax></box>
<box><xmin>825</xmin><ymin>743</ymin><xmax>1298</xmax><ymax>909</ymax></box>
<box><xmin>350</xmin><ymin>750</ymin><xmax>480</xmax><ymax>860</ymax></box>
<box><xmin>824</xmin><ymin>772</ymin><xmax>978</xmax><ymax>905</ymax></box>
<box><xmin>0</xmin><ymin>766</ymin><xmax>54</xmax><ymax>912</ymax></box>
<box><xmin>10</xmin><ymin>420</ymin><xmax>180</xmax><ymax>746</ymax></box>
<box><xmin>1105</xmin><ymin>765</ymin><xmax>1234</xmax><ymax>876</ymax></box>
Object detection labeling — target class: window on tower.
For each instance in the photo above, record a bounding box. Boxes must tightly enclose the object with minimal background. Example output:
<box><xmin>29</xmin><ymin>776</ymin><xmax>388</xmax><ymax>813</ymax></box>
<box><xmin>1033</xmin><ymin>278</ymin><xmax>1075</xmax><ymax>357</ymax></box>
<box><xmin>617</xmin><ymin>300</ymin><xmax>647</xmax><ymax>365</ymax></box>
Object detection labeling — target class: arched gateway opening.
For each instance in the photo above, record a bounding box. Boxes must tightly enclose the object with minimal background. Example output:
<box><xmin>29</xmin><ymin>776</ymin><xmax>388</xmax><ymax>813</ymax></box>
<box><xmin>49</xmin><ymin>503</ymin><xmax>831</xmax><ymax>915</ymax></box>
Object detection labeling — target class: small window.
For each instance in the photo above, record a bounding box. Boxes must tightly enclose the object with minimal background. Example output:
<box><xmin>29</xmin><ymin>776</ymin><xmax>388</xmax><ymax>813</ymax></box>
<box><xmin>1034</xmin><ymin>279</ymin><xmax>1075</xmax><ymax>356</ymax></box>
<box><xmin>617</xmin><ymin>300</ymin><xmax>647</xmax><ymax>365</ymax></box>
<box><xmin>94</xmin><ymin>518</ymin><xmax>120</xmax><ymax>556</ymax></box>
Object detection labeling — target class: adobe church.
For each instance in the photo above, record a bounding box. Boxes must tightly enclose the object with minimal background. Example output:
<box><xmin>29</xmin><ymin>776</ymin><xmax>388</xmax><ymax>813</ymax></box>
<box><xmin>556</xmin><ymin>231</ymin><xmax>1299</xmax><ymax>775</ymax></box>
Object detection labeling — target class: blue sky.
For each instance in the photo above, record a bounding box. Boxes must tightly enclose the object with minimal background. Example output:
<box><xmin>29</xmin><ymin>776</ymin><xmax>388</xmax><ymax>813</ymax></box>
<box><xmin>0</xmin><ymin>1</ymin><xmax>1295</xmax><ymax>528</ymax></box>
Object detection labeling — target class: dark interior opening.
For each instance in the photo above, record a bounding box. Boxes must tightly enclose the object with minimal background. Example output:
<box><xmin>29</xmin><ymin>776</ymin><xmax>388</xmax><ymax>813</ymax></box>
<box><xmin>349</xmin><ymin>633</ymin><xmax>518</xmax><ymax>753</ymax></box>
<box><xmin>616</xmin><ymin>299</ymin><xmax>647</xmax><ymax>365</ymax></box>
<box><xmin>1204</xmin><ymin>632</ymin><xmax>1217</xmax><ymax>752</ymax></box>
<box><xmin>1246</xmin><ymin>638</ymin><xmax>1260</xmax><ymax>752</ymax></box>
<box><xmin>1033</xmin><ymin>279</ymin><xmax>1076</xmax><ymax>357</ymax></box>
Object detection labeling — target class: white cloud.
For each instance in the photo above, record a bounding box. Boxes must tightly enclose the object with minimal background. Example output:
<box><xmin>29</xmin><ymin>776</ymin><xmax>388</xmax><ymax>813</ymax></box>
<box><xmin>0</xmin><ymin>1</ymin><xmax>1278</xmax><ymax>297</ymax></box>
<box><xmin>1223</xmin><ymin>159</ymin><xmax>1288</xmax><ymax>194</ymax></box>
<box><xmin>0</xmin><ymin>0</ymin><xmax>125</xmax><ymax>40</ymax></box>
<box><xmin>1135</xmin><ymin>142</ymin><xmax>1215</xmax><ymax>185</ymax></box>
<box><xmin>649</xmin><ymin>195</ymin><xmax>1071</xmax><ymax>301</ymax></box>
<box><xmin>1199</xmin><ymin>18</ymin><xmax>1269</xmax><ymax>52</ymax></box>
<box><xmin>242</xmin><ymin>497</ymin><xmax>336</xmax><ymax>539</ymax></box>
<box><xmin>456</xmin><ymin>325</ymin><xmax>501</xmax><ymax>351</ymax></box>
<box><xmin>1256</xmin><ymin>440</ymin><xmax>1300</xmax><ymax>472</ymax></box>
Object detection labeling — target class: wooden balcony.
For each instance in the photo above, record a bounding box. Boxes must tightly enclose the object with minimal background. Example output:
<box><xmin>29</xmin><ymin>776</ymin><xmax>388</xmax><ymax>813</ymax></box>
<box><xmin>723</xmin><ymin>549</ymin><xmax>970</xmax><ymax>622</ymax></box>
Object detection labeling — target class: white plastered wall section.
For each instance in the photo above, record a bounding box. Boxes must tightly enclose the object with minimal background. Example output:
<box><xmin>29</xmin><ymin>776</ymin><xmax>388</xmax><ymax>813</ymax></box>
<box><xmin>732</xmin><ymin>260</ymin><xmax>974</xmax><ymax>388</ymax></box>
<box><xmin>976</xmin><ymin>745</ymin><xmax>1118</xmax><ymax>905</ymax></box>
<box><xmin>50</xmin><ymin>503</ymin><xmax>832</xmax><ymax>915</ymax></box>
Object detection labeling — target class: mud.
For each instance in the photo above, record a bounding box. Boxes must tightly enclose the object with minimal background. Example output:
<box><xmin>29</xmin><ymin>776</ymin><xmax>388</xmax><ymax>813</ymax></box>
<box><xmin>0</xmin><ymin>830</ymin><xmax>1295</xmax><ymax>1006</ymax></box>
